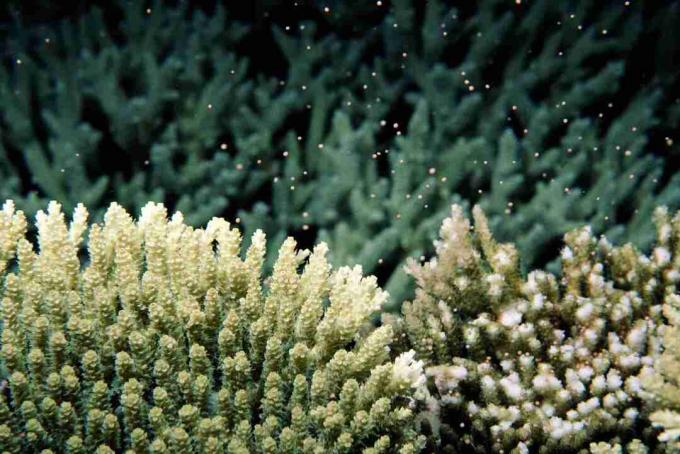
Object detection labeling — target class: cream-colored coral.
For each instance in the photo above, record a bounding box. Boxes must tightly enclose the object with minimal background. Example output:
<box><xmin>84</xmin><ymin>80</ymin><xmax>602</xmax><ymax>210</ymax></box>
<box><xmin>0</xmin><ymin>200</ymin><xmax>425</xmax><ymax>453</ymax></box>
<box><xmin>399</xmin><ymin>204</ymin><xmax>674</xmax><ymax>452</ymax></box>
<box><xmin>641</xmin><ymin>208</ymin><xmax>680</xmax><ymax>450</ymax></box>
<box><xmin>0</xmin><ymin>200</ymin><xmax>27</xmax><ymax>274</ymax></box>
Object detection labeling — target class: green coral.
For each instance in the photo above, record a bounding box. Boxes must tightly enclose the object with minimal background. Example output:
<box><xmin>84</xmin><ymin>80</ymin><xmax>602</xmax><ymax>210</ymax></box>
<box><xmin>397</xmin><ymin>204</ymin><xmax>680</xmax><ymax>452</ymax></box>
<box><xmin>308</xmin><ymin>0</ymin><xmax>680</xmax><ymax>306</ymax></box>
<box><xmin>0</xmin><ymin>200</ymin><xmax>425</xmax><ymax>453</ymax></box>
<box><xmin>0</xmin><ymin>1</ymin><xmax>254</xmax><ymax>224</ymax></box>
<box><xmin>2</xmin><ymin>0</ymin><xmax>679</xmax><ymax>310</ymax></box>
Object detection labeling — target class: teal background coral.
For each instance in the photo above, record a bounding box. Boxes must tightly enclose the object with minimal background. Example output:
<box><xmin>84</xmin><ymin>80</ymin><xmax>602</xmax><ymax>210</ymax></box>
<box><xmin>1</xmin><ymin>0</ymin><xmax>679</xmax><ymax>308</ymax></box>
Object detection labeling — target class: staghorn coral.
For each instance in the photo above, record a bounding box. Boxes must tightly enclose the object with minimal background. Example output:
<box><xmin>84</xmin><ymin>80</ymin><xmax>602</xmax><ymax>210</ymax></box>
<box><xmin>397</xmin><ymin>204</ymin><xmax>680</xmax><ymax>452</ymax></box>
<box><xmin>244</xmin><ymin>0</ymin><xmax>680</xmax><ymax>307</ymax></box>
<box><xmin>2</xmin><ymin>1</ymin><xmax>679</xmax><ymax>311</ymax></box>
<box><xmin>0</xmin><ymin>1</ymin><xmax>254</xmax><ymax>225</ymax></box>
<box><xmin>0</xmin><ymin>200</ymin><xmax>426</xmax><ymax>453</ymax></box>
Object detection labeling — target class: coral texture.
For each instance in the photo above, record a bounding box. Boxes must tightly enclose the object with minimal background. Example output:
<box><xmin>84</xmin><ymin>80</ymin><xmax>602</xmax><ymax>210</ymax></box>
<box><xmin>641</xmin><ymin>208</ymin><xmax>680</xmax><ymax>449</ymax></box>
<box><xmin>398</xmin><ymin>204</ymin><xmax>679</xmax><ymax>452</ymax></box>
<box><xmin>0</xmin><ymin>200</ymin><xmax>425</xmax><ymax>453</ymax></box>
<box><xmin>1</xmin><ymin>0</ymin><xmax>678</xmax><ymax>309</ymax></box>
<box><xmin>312</xmin><ymin>0</ymin><xmax>680</xmax><ymax>305</ymax></box>
<box><xmin>0</xmin><ymin>3</ymin><xmax>254</xmax><ymax>225</ymax></box>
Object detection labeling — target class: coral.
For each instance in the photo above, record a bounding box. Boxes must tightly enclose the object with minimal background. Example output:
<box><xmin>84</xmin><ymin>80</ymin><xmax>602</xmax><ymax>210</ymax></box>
<box><xmin>398</xmin><ymin>204</ymin><xmax>679</xmax><ymax>452</ymax></box>
<box><xmin>0</xmin><ymin>2</ymin><xmax>255</xmax><ymax>225</ymax></box>
<box><xmin>641</xmin><ymin>209</ymin><xmax>680</xmax><ymax>449</ymax></box>
<box><xmin>2</xmin><ymin>0</ymin><xmax>680</xmax><ymax>451</ymax></box>
<box><xmin>2</xmin><ymin>1</ymin><xmax>679</xmax><ymax>311</ymax></box>
<box><xmin>0</xmin><ymin>0</ymin><xmax>680</xmax><ymax>312</ymax></box>
<box><xmin>310</xmin><ymin>0</ymin><xmax>680</xmax><ymax>306</ymax></box>
<box><xmin>0</xmin><ymin>200</ymin><xmax>426</xmax><ymax>453</ymax></box>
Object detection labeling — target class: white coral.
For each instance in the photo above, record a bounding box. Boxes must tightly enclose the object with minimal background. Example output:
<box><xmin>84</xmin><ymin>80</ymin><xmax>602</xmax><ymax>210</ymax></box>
<box><xmin>394</xmin><ymin>350</ymin><xmax>426</xmax><ymax>390</ymax></box>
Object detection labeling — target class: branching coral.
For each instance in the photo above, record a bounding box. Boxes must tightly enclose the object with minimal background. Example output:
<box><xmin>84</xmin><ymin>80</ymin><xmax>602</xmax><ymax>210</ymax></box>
<box><xmin>0</xmin><ymin>200</ymin><xmax>426</xmax><ymax>453</ymax></box>
<box><xmin>641</xmin><ymin>209</ymin><xmax>680</xmax><ymax>449</ymax></box>
<box><xmin>259</xmin><ymin>0</ymin><xmax>680</xmax><ymax>307</ymax></box>
<box><xmin>397</xmin><ymin>204</ymin><xmax>679</xmax><ymax>452</ymax></box>
<box><xmin>0</xmin><ymin>2</ymin><xmax>253</xmax><ymax>224</ymax></box>
<box><xmin>3</xmin><ymin>0</ymin><xmax>679</xmax><ymax>310</ymax></box>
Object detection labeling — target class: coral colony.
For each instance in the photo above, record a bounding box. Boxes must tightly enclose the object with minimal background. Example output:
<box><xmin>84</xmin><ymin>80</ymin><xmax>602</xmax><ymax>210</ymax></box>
<box><xmin>1</xmin><ymin>0</ymin><xmax>679</xmax><ymax>452</ymax></box>
<box><xmin>0</xmin><ymin>201</ymin><xmax>426</xmax><ymax>452</ymax></box>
